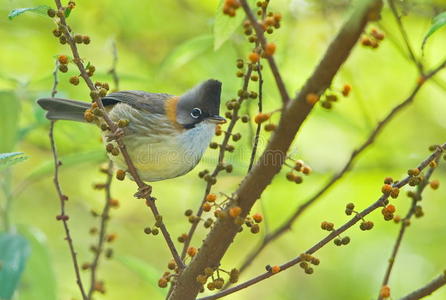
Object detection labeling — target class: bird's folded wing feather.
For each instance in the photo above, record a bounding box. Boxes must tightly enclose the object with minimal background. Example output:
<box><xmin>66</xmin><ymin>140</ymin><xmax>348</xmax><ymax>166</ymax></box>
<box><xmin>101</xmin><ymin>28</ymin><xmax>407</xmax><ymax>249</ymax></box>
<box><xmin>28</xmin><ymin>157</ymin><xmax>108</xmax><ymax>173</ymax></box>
<box><xmin>102</xmin><ymin>90</ymin><xmax>174</xmax><ymax>114</ymax></box>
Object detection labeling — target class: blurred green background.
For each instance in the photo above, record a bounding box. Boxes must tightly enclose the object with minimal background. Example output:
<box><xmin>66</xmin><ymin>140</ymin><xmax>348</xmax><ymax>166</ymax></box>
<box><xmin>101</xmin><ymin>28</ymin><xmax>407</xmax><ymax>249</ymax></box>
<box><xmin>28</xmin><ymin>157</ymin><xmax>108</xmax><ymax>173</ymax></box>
<box><xmin>1</xmin><ymin>0</ymin><xmax>446</xmax><ymax>299</ymax></box>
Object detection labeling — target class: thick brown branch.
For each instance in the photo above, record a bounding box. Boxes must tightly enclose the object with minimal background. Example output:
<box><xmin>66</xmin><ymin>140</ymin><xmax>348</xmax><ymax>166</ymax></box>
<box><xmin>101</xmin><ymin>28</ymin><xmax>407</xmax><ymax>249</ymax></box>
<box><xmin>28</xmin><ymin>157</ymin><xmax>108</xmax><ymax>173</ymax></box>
<box><xmin>398</xmin><ymin>273</ymin><xmax>446</xmax><ymax>300</ymax></box>
<box><xmin>199</xmin><ymin>145</ymin><xmax>445</xmax><ymax>300</ymax></box>
<box><xmin>53</xmin><ymin>0</ymin><xmax>184</xmax><ymax>269</ymax></box>
<box><xmin>169</xmin><ymin>2</ymin><xmax>383</xmax><ymax>299</ymax></box>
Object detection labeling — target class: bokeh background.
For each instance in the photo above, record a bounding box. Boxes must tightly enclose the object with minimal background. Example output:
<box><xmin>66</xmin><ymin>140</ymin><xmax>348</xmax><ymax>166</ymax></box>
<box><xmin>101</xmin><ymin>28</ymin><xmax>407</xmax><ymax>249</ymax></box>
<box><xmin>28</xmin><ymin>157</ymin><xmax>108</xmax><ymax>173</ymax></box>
<box><xmin>1</xmin><ymin>0</ymin><xmax>446</xmax><ymax>299</ymax></box>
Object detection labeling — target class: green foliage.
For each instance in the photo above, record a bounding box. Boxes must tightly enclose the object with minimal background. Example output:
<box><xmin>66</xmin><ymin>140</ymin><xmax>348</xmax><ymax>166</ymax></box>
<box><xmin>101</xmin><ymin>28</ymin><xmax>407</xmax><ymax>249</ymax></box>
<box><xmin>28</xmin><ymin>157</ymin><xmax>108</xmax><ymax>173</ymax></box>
<box><xmin>17</xmin><ymin>226</ymin><xmax>57</xmax><ymax>300</ymax></box>
<box><xmin>213</xmin><ymin>0</ymin><xmax>255</xmax><ymax>50</ymax></box>
<box><xmin>161</xmin><ymin>35</ymin><xmax>213</xmax><ymax>73</ymax></box>
<box><xmin>0</xmin><ymin>233</ymin><xmax>30</xmax><ymax>300</ymax></box>
<box><xmin>0</xmin><ymin>153</ymin><xmax>28</xmax><ymax>172</ymax></box>
<box><xmin>116</xmin><ymin>255</ymin><xmax>167</xmax><ymax>297</ymax></box>
<box><xmin>0</xmin><ymin>92</ymin><xmax>20</xmax><ymax>153</ymax></box>
<box><xmin>422</xmin><ymin>11</ymin><xmax>446</xmax><ymax>51</ymax></box>
<box><xmin>7</xmin><ymin>6</ymin><xmax>51</xmax><ymax>20</ymax></box>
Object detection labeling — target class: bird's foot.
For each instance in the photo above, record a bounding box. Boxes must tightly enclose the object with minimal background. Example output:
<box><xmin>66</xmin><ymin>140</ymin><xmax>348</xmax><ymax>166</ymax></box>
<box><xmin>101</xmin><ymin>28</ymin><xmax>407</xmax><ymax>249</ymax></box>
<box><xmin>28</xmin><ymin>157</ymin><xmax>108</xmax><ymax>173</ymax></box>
<box><xmin>106</xmin><ymin>128</ymin><xmax>125</xmax><ymax>142</ymax></box>
<box><xmin>134</xmin><ymin>184</ymin><xmax>152</xmax><ymax>199</ymax></box>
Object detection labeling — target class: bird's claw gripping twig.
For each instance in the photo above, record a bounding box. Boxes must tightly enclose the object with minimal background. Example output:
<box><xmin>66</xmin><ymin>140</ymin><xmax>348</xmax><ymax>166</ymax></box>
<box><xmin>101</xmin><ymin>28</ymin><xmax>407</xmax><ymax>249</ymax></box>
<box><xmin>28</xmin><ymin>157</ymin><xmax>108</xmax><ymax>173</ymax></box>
<box><xmin>134</xmin><ymin>184</ymin><xmax>152</xmax><ymax>199</ymax></box>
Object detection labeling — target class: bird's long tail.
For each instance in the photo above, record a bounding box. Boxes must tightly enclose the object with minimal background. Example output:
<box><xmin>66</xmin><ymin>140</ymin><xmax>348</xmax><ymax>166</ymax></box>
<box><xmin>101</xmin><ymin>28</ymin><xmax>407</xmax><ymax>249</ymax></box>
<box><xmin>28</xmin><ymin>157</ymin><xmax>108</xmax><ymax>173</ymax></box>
<box><xmin>37</xmin><ymin>98</ymin><xmax>90</xmax><ymax>122</ymax></box>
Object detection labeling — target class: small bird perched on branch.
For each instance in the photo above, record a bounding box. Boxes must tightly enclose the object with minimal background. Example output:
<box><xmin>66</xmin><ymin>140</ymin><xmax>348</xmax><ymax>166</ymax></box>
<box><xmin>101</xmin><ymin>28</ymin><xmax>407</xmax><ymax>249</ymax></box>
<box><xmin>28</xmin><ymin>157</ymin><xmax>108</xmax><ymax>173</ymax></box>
<box><xmin>37</xmin><ymin>79</ymin><xmax>226</xmax><ymax>182</ymax></box>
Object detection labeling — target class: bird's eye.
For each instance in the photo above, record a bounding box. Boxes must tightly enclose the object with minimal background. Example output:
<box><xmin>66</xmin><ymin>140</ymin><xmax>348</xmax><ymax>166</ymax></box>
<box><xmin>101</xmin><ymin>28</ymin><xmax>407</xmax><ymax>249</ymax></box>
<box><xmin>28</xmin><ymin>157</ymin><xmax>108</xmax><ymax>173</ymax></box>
<box><xmin>190</xmin><ymin>107</ymin><xmax>202</xmax><ymax>119</ymax></box>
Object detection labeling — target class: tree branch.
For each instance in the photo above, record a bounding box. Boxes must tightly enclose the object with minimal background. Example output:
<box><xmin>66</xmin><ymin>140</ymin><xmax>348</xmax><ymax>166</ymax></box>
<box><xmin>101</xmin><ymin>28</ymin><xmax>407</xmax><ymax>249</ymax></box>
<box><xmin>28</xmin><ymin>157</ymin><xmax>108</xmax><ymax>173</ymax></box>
<box><xmin>398</xmin><ymin>272</ymin><xmax>446</xmax><ymax>300</ymax></box>
<box><xmin>198</xmin><ymin>144</ymin><xmax>445</xmax><ymax>300</ymax></box>
<box><xmin>169</xmin><ymin>1</ymin><xmax>383</xmax><ymax>299</ymax></box>
<box><xmin>234</xmin><ymin>57</ymin><xmax>446</xmax><ymax>276</ymax></box>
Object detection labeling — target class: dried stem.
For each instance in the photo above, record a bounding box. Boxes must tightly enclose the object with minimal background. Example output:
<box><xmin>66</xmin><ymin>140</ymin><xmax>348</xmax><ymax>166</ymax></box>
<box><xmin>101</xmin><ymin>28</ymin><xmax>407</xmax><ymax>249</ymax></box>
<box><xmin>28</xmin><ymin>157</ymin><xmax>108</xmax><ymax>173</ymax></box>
<box><xmin>48</xmin><ymin>60</ymin><xmax>87</xmax><ymax>300</ymax></box>
<box><xmin>53</xmin><ymin>0</ymin><xmax>184</xmax><ymax>269</ymax></box>
<box><xmin>169</xmin><ymin>2</ymin><xmax>383</xmax><ymax>299</ymax></box>
<box><xmin>198</xmin><ymin>144</ymin><xmax>445</xmax><ymax>300</ymax></box>
<box><xmin>234</xmin><ymin>57</ymin><xmax>446</xmax><ymax>276</ymax></box>
<box><xmin>240</xmin><ymin>0</ymin><xmax>290</xmax><ymax>104</ymax></box>
<box><xmin>398</xmin><ymin>272</ymin><xmax>446</xmax><ymax>300</ymax></box>
<box><xmin>87</xmin><ymin>161</ymin><xmax>113</xmax><ymax>299</ymax></box>
<box><xmin>377</xmin><ymin>158</ymin><xmax>440</xmax><ymax>300</ymax></box>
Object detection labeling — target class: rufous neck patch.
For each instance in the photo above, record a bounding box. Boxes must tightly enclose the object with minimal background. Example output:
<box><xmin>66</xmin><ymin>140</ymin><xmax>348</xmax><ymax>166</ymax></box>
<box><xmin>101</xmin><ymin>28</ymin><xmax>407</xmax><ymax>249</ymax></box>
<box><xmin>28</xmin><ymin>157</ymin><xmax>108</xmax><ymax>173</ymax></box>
<box><xmin>164</xmin><ymin>96</ymin><xmax>183</xmax><ymax>130</ymax></box>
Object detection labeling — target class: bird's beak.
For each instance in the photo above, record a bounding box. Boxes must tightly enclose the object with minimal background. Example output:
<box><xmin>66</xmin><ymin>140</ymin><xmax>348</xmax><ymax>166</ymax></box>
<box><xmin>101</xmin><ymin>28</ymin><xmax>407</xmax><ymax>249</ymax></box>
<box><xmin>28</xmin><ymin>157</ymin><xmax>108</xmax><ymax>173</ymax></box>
<box><xmin>207</xmin><ymin>115</ymin><xmax>227</xmax><ymax>124</ymax></box>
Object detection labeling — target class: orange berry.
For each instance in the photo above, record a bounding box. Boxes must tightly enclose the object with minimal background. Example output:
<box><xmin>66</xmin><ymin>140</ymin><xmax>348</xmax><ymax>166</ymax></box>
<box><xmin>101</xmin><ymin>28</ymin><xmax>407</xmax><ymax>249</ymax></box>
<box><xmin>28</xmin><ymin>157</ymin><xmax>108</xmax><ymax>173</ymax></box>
<box><xmin>305</xmin><ymin>93</ymin><xmax>319</xmax><ymax>105</ymax></box>
<box><xmin>58</xmin><ymin>55</ymin><xmax>69</xmax><ymax>65</ymax></box>
<box><xmin>248</xmin><ymin>52</ymin><xmax>260</xmax><ymax>63</ymax></box>
<box><xmin>264</xmin><ymin>43</ymin><xmax>276</xmax><ymax>57</ymax></box>
<box><xmin>252</xmin><ymin>213</ymin><xmax>263</xmax><ymax>223</ymax></box>
<box><xmin>271</xmin><ymin>265</ymin><xmax>280</xmax><ymax>274</ymax></box>
<box><xmin>116</xmin><ymin>169</ymin><xmax>126</xmax><ymax>181</ymax></box>
<box><xmin>381</xmin><ymin>184</ymin><xmax>392</xmax><ymax>195</ymax></box>
<box><xmin>187</xmin><ymin>247</ymin><xmax>197</xmax><ymax>257</ymax></box>
<box><xmin>302</xmin><ymin>166</ymin><xmax>312</xmax><ymax>175</ymax></box>
<box><xmin>202</xmin><ymin>203</ymin><xmax>212</xmax><ymax>212</ymax></box>
<box><xmin>380</xmin><ymin>285</ymin><xmax>391</xmax><ymax>298</ymax></box>
<box><xmin>158</xmin><ymin>278</ymin><xmax>168</xmax><ymax>288</ymax></box>
<box><xmin>254</xmin><ymin>113</ymin><xmax>269</xmax><ymax>124</ymax></box>
<box><xmin>106</xmin><ymin>233</ymin><xmax>117</xmax><ymax>242</ymax></box>
<box><xmin>229</xmin><ymin>206</ymin><xmax>242</xmax><ymax>218</ymax></box>
<box><xmin>342</xmin><ymin>84</ymin><xmax>351</xmax><ymax>97</ymax></box>
<box><xmin>206</xmin><ymin>193</ymin><xmax>217</xmax><ymax>202</ymax></box>
<box><xmin>385</xmin><ymin>204</ymin><xmax>396</xmax><ymax>214</ymax></box>
<box><xmin>430</xmin><ymin>180</ymin><xmax>440</xmax><ymax>190</ymax></box>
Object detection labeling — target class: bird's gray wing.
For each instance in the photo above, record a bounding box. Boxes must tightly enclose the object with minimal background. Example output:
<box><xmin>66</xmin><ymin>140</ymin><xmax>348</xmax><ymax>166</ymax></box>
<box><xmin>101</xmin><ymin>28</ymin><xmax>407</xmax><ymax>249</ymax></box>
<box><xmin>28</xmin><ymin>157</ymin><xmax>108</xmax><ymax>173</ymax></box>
<box><xmin>102</xmin><ymin>90</ymin><xmax>175</xmax><ymax>114</ymax></box>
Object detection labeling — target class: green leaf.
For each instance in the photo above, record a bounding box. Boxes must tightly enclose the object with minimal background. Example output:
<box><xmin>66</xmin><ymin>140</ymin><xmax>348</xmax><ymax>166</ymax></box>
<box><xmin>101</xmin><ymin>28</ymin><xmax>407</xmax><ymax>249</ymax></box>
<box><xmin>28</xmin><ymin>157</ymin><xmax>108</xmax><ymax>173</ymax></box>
<box><xmin>8</xmin><ymin>6</ymin><xmax>51</xmax><ymax>20</ymax></box>
<box><xmin>0</xmin><ymin>233</ymin><xmax>30</xmax><ymax>300</ymax></box>
<box><xmin>160</xmin><ymin>35</ymin><xmax>213</xmax><ymax>73</ymax></box>
<box><xmin>116</xmin><ymin>255</ymin><xmax>166</xmax><ymax>297</ymax></box>
<box><xmin>0</xmin><ymin>91</ymin><xmax>20</xmax><ymax>153</ymax></box>
<box><xmin>16</xmin><ymin>226</ymin><xmax>57</xmax><ymax>300</ymax></box>
<box><xmin>422</xmin><ymin>11</ymin><xmax>446</xmax><ymax>51</ymax></box>
<box><xmin>213</xmin><ymin>0</ymin><xmax>255</xmax><ymax>50</ymax></box>
<box><xmin>64</xmin><ymin>7</ymin><xmax>72</xmax><ymax>18</ymax></box>
<box><xmin>0</xmin><ymin>152</ymin><xmax>28</xmax><ymax>172</ymax></box>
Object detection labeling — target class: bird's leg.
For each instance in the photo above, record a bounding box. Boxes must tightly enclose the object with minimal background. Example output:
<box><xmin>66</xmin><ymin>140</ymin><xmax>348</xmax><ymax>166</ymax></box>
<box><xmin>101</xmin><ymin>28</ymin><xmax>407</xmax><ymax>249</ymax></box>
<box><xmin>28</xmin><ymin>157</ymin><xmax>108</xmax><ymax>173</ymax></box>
<box><xmin>134</xmin><ymin>184</ymin><xmax>152</xmax><ymax>199</ymax></box>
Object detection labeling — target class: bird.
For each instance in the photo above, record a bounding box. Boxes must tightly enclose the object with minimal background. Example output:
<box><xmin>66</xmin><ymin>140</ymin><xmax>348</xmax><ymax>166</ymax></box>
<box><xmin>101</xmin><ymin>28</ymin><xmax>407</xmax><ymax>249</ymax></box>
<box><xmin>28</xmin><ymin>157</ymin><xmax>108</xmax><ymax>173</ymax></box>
<box><xmin>37</xmin><ymin>79</ymin><xmax>226</xmax><ymax>182</ymax></box>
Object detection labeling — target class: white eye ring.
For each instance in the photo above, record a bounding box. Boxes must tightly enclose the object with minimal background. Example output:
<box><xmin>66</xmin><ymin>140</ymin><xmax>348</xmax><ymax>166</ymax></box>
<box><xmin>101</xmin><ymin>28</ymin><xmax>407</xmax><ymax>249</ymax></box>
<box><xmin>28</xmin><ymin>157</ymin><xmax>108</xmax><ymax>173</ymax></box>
<box><xmin>191</xmin><ymin>107</ymin><xmax>202</xmax><ymax>119</ymax></box>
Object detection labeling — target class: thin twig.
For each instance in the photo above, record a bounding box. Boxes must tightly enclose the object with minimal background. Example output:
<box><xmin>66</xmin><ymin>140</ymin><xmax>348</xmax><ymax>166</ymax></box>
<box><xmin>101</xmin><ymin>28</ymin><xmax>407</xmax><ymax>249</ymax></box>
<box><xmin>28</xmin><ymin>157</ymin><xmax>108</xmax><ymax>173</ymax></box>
<box><xmin>398</xmin><ymin>272</ymin><xmax>446</xmax><ymax>300</ymax></box>
<box><xmin>108</xmin><ymin>41</ymin><xmax>120</xmax><ymax>91</ymax></box>
<box><xmin>198</xmin><ymin>144</ymin><xmax>445</xmax><ymax>300</ymax></box>
<box><xmin>49</xmin><ymin>60</ymin><xmax>87</xmax><ymax>300</ymax></box>
<box><xmin>247</xmin><ymin>63</ymin><xmax>263</xmax><ymax>172</ymax></box>
<box><xmin>387</xmin><ymin>0</ymin><xmax>423</xmax><ymax>74</ymax></box>
<box><xmin>87</xmin><ymin>161</ymin><xmax>113</xmax><ymax>299</ymax></box>
<box><xmin>377</xmin><ymin>158</ymin><xmax>440</xmax><ymax>300</ymax></box>
<box><xmin>240</xmin><ymin>0</ymin><xmax>290</xmax><ymax>104</ymax></box>
<box><xmin>234</xmin><ymin>57</ymin><xmax>446</xmax><ymax>276</ymax></box>
<box><xmin>53</xmin><ymin>0</ymin><xmax>184</xmax><ymax>269</ymax></box>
